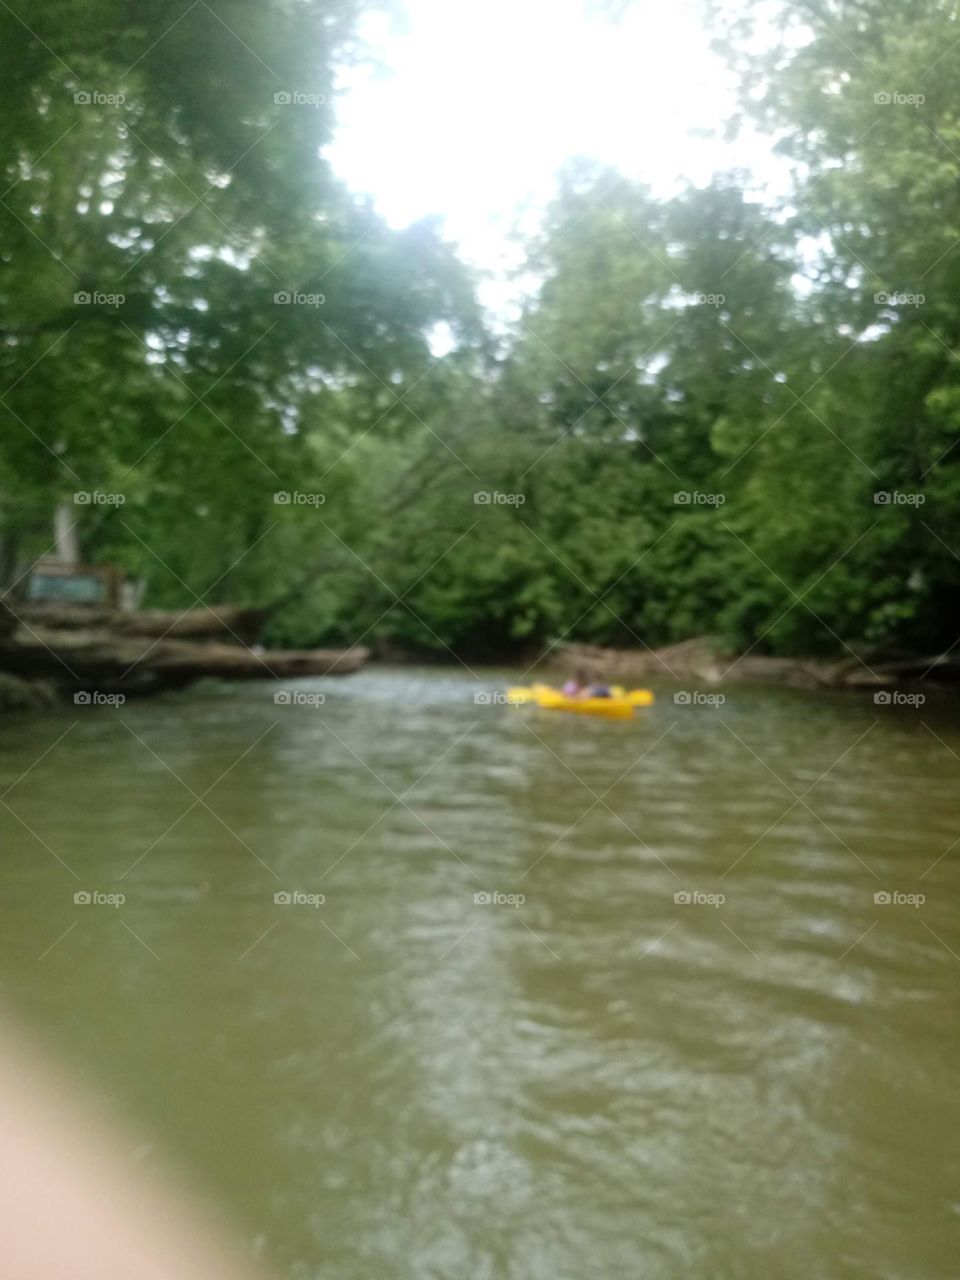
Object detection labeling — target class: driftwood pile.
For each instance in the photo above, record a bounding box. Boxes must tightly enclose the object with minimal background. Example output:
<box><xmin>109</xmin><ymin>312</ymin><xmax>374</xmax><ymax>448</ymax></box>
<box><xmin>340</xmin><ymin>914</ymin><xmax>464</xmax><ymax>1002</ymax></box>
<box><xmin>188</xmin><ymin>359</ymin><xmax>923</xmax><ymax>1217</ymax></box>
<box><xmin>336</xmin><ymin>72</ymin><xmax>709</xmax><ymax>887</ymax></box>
<box><xmin>549</xmin><ymin>638</ymin><xmax>951</xmax><ymax>690</ymax></box>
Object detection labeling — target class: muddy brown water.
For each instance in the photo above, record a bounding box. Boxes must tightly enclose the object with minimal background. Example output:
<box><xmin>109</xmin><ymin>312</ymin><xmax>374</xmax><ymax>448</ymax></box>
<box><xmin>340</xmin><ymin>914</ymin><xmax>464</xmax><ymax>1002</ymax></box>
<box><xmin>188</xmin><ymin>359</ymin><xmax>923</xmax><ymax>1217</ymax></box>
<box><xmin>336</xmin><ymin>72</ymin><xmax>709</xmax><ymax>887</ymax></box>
<box><xmin>1</xmin><ymin>668</ymin><xmax>958</xmax><ymax>1278</ymax></box>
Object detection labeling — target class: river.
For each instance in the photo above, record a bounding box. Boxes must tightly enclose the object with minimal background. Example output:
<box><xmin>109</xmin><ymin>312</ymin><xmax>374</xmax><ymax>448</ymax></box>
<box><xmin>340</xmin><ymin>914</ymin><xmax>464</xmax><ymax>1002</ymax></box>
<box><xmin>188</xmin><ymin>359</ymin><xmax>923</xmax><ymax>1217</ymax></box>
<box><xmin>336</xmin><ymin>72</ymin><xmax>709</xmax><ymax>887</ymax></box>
<box><xmin>1</xmin><ymin>667</ymin><xmax>958</xmax><ymax>1278</ymax></box>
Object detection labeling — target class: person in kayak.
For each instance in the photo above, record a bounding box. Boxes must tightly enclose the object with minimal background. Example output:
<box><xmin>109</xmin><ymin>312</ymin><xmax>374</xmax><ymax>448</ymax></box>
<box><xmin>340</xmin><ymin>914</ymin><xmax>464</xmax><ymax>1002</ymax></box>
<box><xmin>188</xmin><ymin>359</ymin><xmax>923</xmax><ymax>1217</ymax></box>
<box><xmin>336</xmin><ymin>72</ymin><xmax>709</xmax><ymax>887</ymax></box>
<box><xmin>562</xmin><ymin>669</ymin><xmax>589</xmax><ymax>696</ymax></box>
<box><xmin>561</xmin><ymin>669</ymin><xmax>612</xmax><ymax>698</ymax></box>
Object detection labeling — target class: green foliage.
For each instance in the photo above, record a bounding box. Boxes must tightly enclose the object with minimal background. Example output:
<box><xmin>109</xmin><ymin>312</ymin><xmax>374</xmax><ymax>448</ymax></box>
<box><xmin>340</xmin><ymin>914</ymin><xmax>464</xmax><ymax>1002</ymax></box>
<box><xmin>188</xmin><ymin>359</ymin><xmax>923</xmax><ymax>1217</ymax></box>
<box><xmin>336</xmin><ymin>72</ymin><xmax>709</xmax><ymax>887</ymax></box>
<box><xmin>3</xmin><ymin>0</ymin><xmax>959</xmax><ymax>663</ymax></box>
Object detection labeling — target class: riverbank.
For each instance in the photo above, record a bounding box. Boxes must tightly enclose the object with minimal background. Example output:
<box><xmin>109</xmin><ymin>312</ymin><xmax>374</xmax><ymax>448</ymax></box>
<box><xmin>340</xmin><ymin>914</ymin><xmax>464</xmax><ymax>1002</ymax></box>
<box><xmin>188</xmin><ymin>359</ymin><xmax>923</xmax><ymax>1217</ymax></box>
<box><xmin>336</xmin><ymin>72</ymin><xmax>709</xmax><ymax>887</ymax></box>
<box><xmin>2</xmin><ymin>627</ymin><xmax>947</xmax><ymax>708</ymax></box>
<box><xmin>544</xmin><ymin>638</ymin><xmax>951</xmax><ymax>691</ymax></box>
<box><xmin>372</xmin><ymin>635</ymin><xmax>951</xmax><ymax>692</ymax></box>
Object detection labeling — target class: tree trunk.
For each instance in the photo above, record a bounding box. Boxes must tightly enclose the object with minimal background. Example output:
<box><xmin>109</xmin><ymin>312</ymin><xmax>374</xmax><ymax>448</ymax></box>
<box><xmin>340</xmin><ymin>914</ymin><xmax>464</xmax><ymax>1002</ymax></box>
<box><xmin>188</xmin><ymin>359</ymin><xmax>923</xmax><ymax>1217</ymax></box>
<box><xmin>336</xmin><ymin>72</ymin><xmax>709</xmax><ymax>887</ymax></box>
<box><xmin>53</xmin><ymin>502</ymin><xmax>80</xmax><ymax>565</ymax></box>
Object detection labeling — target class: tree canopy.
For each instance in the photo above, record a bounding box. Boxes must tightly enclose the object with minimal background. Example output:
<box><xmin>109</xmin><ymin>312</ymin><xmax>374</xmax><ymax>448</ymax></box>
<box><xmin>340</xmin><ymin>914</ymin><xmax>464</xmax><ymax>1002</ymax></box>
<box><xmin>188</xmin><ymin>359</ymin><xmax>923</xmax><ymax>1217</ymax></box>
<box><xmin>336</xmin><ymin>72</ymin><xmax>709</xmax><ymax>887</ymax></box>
<box><xmin>3</xmin><ymin>0</ymin><xmax>958</xmax><ymax>664</ymax></box>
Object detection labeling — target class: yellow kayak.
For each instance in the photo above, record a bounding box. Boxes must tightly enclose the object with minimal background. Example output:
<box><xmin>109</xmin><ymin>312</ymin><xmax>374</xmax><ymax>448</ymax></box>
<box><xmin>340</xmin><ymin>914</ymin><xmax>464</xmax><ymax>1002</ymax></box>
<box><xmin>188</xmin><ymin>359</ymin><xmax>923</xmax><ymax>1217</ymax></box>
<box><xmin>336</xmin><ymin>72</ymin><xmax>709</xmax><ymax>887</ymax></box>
<box><xmin>506</xmin><ymin>683</ymin><xmax>654</xmax><ymax>719</ymax></box>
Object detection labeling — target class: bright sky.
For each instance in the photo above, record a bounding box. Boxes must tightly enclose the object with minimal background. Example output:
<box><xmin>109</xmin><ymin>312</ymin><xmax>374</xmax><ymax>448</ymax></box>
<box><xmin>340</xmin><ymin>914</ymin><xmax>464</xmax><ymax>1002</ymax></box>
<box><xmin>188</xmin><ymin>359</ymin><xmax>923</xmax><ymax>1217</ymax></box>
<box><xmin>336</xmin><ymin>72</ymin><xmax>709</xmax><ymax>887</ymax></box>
<box><xmin>327</xmin><ymin>0</ymin><xmax>786</xmax><ymax>319</ymax></box>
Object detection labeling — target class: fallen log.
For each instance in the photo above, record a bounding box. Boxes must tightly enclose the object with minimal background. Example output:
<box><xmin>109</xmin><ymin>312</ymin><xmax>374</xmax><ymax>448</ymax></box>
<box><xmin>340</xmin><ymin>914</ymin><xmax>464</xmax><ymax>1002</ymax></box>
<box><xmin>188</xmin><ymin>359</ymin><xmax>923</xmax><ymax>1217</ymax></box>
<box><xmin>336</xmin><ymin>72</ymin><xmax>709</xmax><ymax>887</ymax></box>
<box><xmin>833</xmin><ymin>653</ymin><xmax>960</xmax><ymax>685</ymax></box>
<box><xmin>12</xmin><ymin>602</ymin><xmax>267</xmax><ymax>644</ymax></box>
<box><xmin>0</xmin><ymin>624</ymin><xmax>368</xmax><ymax>695</ymax></box>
